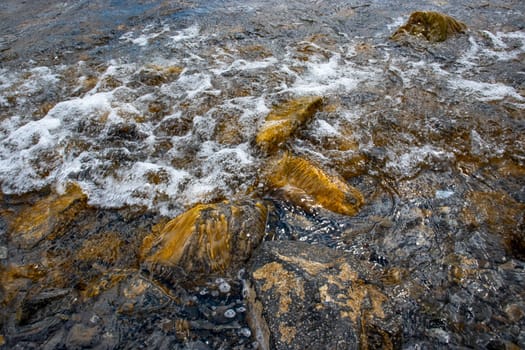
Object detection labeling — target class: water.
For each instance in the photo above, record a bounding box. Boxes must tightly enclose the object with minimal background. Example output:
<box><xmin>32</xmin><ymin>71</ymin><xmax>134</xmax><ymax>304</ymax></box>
<box><xmin>1</xmin><ymin>0</ymin><xmax>524</xmax><ymax>348</ymax></box>
<box><xmin>3</xmin><ymin>1</ymin><xmax>521</xmax><ymax>216</ymax></box>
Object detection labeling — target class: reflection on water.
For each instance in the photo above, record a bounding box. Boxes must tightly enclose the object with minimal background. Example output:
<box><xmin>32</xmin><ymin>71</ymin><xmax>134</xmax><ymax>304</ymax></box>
<box><xmin>0</xmin><ymin>0</ymin><xmax>524</xmax><ymax>348</ymax></box>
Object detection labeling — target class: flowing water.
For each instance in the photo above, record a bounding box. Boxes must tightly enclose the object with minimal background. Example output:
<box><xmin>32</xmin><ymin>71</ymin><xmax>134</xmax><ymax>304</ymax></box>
<box><xmin>1</xmin><ymin>0</ymin><xmax>524</xmax><ymax>349</ymax></box>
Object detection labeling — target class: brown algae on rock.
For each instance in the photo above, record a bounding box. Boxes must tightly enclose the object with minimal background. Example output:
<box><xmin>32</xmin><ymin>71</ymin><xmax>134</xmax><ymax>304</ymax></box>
<box><xmin>391</xmin><ymin>11</ymin><xmax>467</xmax><ymax>42</ymax></box>
<box><xmin>462</xmin><ymin>190</ymin><xmax>525</xmax><ymax>260</ymax></box>
<box><xmin>9</xmin><ymin>183</ymin><xmax>88</xmax><ymax>249</ymax></box>
<box><xmin>250</xmin><ymin>241</ymin><xmax>398</xmax><ymax>350</ymax></box>
<box><xmin>252</xmin><ymin>261</ymin><xmax>306</xmax><ymax>316</ymax></box>
<box><xmin>265</xmin><ymin>153</ymin><xmax>364</xmax><ymax>216</ymax></box>
<box><xmin>256</xmin><ymin>96</ymin><xmax>323</xmax><ymax>154</ymax></box>
<box><xmin>141</xmin><ymin>200</ymin><xmax>268</xmax><ymax>275</ymax></box>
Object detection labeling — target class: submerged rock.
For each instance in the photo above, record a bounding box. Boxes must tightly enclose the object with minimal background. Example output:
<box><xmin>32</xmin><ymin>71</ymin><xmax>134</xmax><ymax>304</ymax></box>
<box><xmin>462</xmin><ymin>190</ymin><xmax>525</xmax><ymax>260</ymax></box>
<box><xmin>9</xmin><ymin>183</ymin><xmax>88</xmax><ymax>249</ymax></box>
<box><xmin>391</xmin><ymin>11</ymin><xmax>467</xmax><ymax>42</ymax></box>
<box><xmin>255</xmin><ymin>96</ymin><xmax>323</xmax><ymax>154</ymax></box>
<box><xmin>141</xmin><ymin>200</ymin><xmax>268</xmax><ymax>278</ymax></box>
<box><xmin>248</xmin><ymin>241</ymin><xmax>401</xmax><ymax>350</ymax></box>
<box><xmin>136</xmin><ymin>65</ymin><xmax>183</xmax><ymax>86</ymax></box>
<box><xmin>264</xmin><ymin>153</ymin><xmax>364</xmax><ymax>216</ymax></box>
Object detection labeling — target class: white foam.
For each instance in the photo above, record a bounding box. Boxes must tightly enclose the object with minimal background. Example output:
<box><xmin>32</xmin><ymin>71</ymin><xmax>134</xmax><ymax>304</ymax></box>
<box><xmin>459</xmin><ymin>31</ymin><xmax>525</xmax><ymax>67</ymax></box>
<box><xmin>0</xmin><ymin>68</ymin><xmax>15</xmax><ymax>90</ymax></box>
<box><xmin>285</xmin><ymin>53</ymin><xmax>379</xmax><ymax>95</ymax></box>
<box><xmin>310</xmin><ymin>119</ymin><xmax>339</xmax><ymax>138</ymax></box>
<box><xmin>435</xmin><ymin>190</ymin><xmax>454</xmax><ymax>199</ymax></box>
<box><xmin>181</xmin><ymin>141</ymin><xmax>256</xmax><ymax>204</ymax></box>
<box><xmin>173</xmin><ymin>72</ymin><xmax>214</xmax><ymax>99</ymax></box>
<box><xmin>170</xmin><ymin>24</ymin><xmax>200</xmax><ymax>42</ymax></box>
<box><xmin>385</xmin><ymin>145</ymin><xmax>454</xmax><ymax>178</ymax></box>
<box><xmin>0</xmin><ymin>114</ymin><xmax>64</xmax><ymax>192</ymax></box>
<box><xmin>387</xmin><ymin>16</ymin><xmax>406</xmax><ymax>32</ymax></box>
<box><xmin>120</xmin><ymin>24</ymin><xmax>170</xmax><ymax>46</ymax></box>
<box><xmin>449</xmin><ymin>78</ymin><xmax>524</xmax><ymax>102</ymax></box>
<box><xmin>212</xmin><ymin>57</ymin><xmax>278</xmax><ymax>75</ymax></box>
<box><xmin>23</xmin><ymin>67</ymin><xmax>59</xmax><ymax>92</ymax></box>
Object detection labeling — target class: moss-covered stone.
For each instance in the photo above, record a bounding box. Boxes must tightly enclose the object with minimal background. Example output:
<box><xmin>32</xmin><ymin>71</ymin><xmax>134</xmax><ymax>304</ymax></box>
<box><xmin>9</xmin><ymin>183</ymin><xmax>88</xmax><ymax>249</ymax></box>
<box><xmin>265</xmin><ymin>153</ymin><xmax>364</xmax><ymax>216</ymax></box>
<box><xmin>141</xmin><ymin>200</ymin><xmax>268</xmax><ymax>276</ymax></box>
<box><xmin>391</xmin><ymin>11</ymin><xmax>467</xmax><ymax>42</ymax></box>
<box><xmin>256</xmin><ymin>96</ymin><xmax>323</xmax><ymax>154</ymax></box>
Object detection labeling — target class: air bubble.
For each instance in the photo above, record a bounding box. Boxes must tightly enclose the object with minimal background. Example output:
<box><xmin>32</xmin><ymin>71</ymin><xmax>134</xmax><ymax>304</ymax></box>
<box><xmin>224</xmin><ymin>309</ymin><xmax>236</xmax><ymax>318</ymax></box>
<box><xmin>236</xmin><ymin>306</ymin><xmax>246</xmax><ymax>313</ymax></box>
<box><xmin>239</xmin><ymin>327</ymin><xmax>251</xmax><ymax>337</ymax></box>
<box><xmin>219</xmin><ymin>281</ymin><xmax>231</xmax><ymax>293</ymax></box>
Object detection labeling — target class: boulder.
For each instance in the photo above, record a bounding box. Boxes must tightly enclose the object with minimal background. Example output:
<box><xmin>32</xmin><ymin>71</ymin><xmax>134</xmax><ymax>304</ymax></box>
<box><xmin>264</xmin><ymin>153</ymin><xmax>364</xmax><ymax>216</ymax></box>
<box><xmin>141</xmin><ymin>200</ymin><xmax>268</xmax><ymax>279</ymax></box>
<box><xmin>391</xmin><ymin>11</ymin><xmax>467</xmax><ymax>42</ymax></box>
<box><xmin>248</xmin><ymin>241</ymin><xmax>402</xmax><ymax>349</ymax></box>
<box><xmin>256</xmin><ymin>96</ymin><xmax>322</xmax><ymax>154</ymax></box>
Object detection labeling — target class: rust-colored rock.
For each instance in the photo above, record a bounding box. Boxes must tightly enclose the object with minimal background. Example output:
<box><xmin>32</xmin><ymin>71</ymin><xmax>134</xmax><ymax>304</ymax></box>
<box><xmin>256</xmin><ymin>96</ymin><xmax>322</xmax><ymax>154</ymax></box>
<box><xmin>391</xmin><ymin>11</ymin><xmax>467</xmax><ymax>42</ymax></box>
<box><xmin>9</xmin><ymin>183</ymin><xmax>88</xmax><ymax>249</ymax></box>
<box><xmin>462</xmin><ymin>190</ymin><xmax>525</xmax><ymax>260</ymax></box>
<box><xmin>76</xmin><ymin>231</ymin><xmax>124</xmax><ymax>266</ymax></box>
<box><xmin>249</xmin><ymin>241</ymin><xmax>401</xmax><ymax>350</ymax></box>
<box><xmin>137</xmin><ymin>64</ymin><xmax>183</xmax><ymax>86</ymax></box>
<box><xmin>141</xmin><ymin>200</ymin><xmax>268</xmax><ymax>276</ymax></box>
<box><xmin>265</xmin><ymin>153</ymin><xmax>364</xmax><ymax>216</ymax></box>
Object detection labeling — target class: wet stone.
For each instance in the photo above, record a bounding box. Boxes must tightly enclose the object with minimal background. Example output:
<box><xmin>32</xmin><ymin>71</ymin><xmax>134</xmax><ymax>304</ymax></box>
<box><xmin>391</xmin><ymin>11</ymin><xmax>467</xmax><ymax>43</ymax></box>
<box><xmin>0</xmin><ymin>246</ymin><xmax>7</xmax><ymax>260</ymax></box>
<box><xmin>140</xmin><ymin>199</ymin><xmax>268</xmax><ymax>280</ymax></box>
<box><xmin>66</xmin><ymin>323</ymin><xmax>101</xmax><ymax>349</ymax></box>
<box><xmin>248</xmin><ymin>241</ymin><xmax>402</xmax><ymax>350</ymax></box>
<box><xmin>264</xmin><ymin>153</ymin><xmax>364</xmax><ymax>216</ymax></box>
<box><xmin>8</xmin><ymin>183</ymin><xmax>88</xmax><ymax>249</ymax></box>
<box><xmin>255</xmin><ymin>96</ymin><xmax>323</xmax><ymax>154</ymax></box>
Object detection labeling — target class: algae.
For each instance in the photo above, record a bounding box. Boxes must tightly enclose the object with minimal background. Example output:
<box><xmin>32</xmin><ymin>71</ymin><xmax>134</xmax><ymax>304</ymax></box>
<box><xmin>141</xmin><ymin>200</ymin><xmax>268</xmax><ymax>275</ymax></box>
<box><xmin>265</xmin><ymin>153</ymin><xmax>364</xmax><ymax>216</ymax></box>
<box><xmin>391</xmin><ymin>11</ymin><xmax>467</xmax><ymax>42</ymax></box>
<box><xmin>256</xmin><ymin>96</ymin><xmax>323</xmax><ymax>154</ymax></box>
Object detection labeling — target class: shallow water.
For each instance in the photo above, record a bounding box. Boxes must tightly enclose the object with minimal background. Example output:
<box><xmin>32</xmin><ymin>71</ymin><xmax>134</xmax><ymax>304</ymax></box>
<box><xmin>1</xmin><ymin>0</ymin><xmax>524</xmax><ymax>348</ymax></box>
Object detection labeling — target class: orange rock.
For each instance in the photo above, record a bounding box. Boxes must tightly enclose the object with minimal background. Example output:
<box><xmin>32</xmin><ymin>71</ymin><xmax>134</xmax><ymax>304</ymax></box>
<box><xmin>9</xmin><ymin>183</ymin><xmax>88</xmax><ymax>249</ymax></box>
<box><xmin>265</xmin><ymin>153</ymin><xmax>364</xmax><ymax>216</ymax></box>
<box><xmin>141</xmin><ymin>200</ymin><xmax>268</xmax><ymax>275</ymax></box>
<box><xmin>256</xmin><ymin>96</ymin><xmax>322</xmax><ymax>154</ymax></box>
<box><xmin>391</xmin><ymin>11</ymin><xmax>467</xmax><ymax>42</ymax></box>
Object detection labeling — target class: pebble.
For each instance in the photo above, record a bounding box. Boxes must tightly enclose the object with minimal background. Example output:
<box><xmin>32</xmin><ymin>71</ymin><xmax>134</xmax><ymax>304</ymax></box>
<box><xmin>0</xmin><ymin>246</ymin><xmax>7</xmax><ymax>259</ymax></box>
<box><xmin>239</xmin><ymin>328</ymin><xmax>251</xmax><ymax>337</ymax></box>
<box><xmin>218</xmin><ymin>281</ymin><xmax>231</xmax><ymax>294</ymax></box>
<box><xmin>223</xmin><ymin>309</ymin><xmax>236</xmax><ymax>318</ymax></box>
<box><xmin>236</xmin><ymin>306</ymin><xmax>246</xmax><ymax>313</ymax></box>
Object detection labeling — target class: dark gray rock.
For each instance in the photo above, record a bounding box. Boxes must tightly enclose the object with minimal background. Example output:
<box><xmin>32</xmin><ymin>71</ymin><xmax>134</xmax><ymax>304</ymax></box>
<box><xmin>248</xmin><ymin>241</ymin><xmax>402</xmax><ymax>350</ymax></box>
